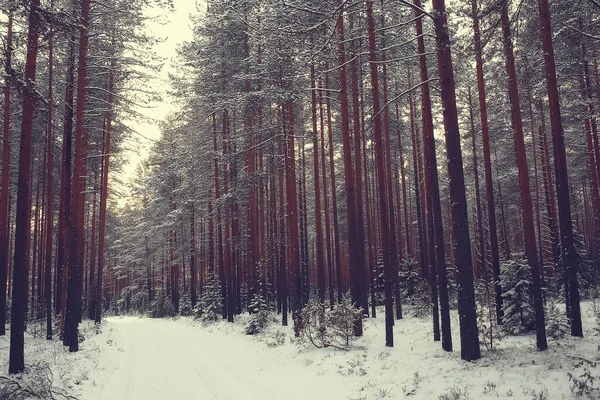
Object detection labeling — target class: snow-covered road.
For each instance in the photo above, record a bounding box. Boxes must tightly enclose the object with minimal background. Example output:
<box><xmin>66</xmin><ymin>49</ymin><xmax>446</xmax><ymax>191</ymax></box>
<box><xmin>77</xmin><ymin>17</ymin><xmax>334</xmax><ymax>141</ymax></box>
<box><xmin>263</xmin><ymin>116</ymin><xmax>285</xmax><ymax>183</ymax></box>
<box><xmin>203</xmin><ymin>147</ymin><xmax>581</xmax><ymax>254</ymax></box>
<box><xmin>84</xmin><ymin>317</ymin><xmax>346</xmax><ymax>400</ymax></box>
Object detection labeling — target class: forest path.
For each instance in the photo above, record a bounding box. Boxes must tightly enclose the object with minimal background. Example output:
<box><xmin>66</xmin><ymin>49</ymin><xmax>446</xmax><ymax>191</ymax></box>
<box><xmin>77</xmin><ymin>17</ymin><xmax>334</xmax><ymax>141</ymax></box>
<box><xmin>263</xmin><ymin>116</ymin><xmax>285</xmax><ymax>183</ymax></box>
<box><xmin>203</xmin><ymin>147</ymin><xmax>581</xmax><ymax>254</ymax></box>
<box><xmin>83</xmin><ymin>317</ymin><xmax>344</xmax><ymax>400</ymax></box>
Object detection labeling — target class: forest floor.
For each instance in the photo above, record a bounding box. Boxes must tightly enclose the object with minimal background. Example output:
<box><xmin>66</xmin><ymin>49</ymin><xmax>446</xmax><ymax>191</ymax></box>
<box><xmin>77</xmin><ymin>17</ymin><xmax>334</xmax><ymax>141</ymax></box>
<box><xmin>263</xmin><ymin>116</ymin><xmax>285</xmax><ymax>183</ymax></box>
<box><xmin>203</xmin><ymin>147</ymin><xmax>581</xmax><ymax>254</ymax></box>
<box><xmin>1</xmin><ymin>301</ymin><xmax>599</xmax><ymax>399</ymax></box>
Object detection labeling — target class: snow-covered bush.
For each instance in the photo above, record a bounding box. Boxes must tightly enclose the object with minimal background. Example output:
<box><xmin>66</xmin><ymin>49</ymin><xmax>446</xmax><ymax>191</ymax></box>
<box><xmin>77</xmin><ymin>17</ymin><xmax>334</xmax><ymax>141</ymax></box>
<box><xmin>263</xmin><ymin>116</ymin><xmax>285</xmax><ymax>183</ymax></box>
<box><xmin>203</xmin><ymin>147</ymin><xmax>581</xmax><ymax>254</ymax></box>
<box><xmin>0</xmin><ymin>362</ymin><xmax>74</xmax><ymax>399</ymax></box>
<box><xmin>150</xmin><ymin>293</ymin><xmax>175</xmax><ymax>318</ymax></box>
<box><xmin>297</xmin><ymin>294</ymin><xmax>362</xmax><ymax>349</ymax></box>
<box><xmin>194</xmin><ymin>275</ymin><xmax>223</xmax><ymax>323</ymax></box>
<box><xmin>501</xmin><ymin>259</ymin><xmax>535</xmax><ymax>335</ymax></box>
<box><xmin>475</xmin><ymin>279</ymin><xmax>504</xmax><ymax>350</ymax></box>
<box><xmin>545</xmin><ymin>301</ymin><xmax>570</xmax><ymax>340</ymax></box>
<box><xmin>297</xmin><ymin>298</ymin><xmax>327</xmax><ymax>347</ymax></box>
<box><xmin>404</xmin><ymin>278</ymin><xmax>431</xmax><ymax>319</ymax></box>
<box><xmin>179</xmin><ymin>292</ymin><xmax>193</xmax><ymax>316</ymax></box>
<box><xmin>327</xmin><ymin>294</ymin><xmax>362</xmax><ymax>346</ymax></box>
<box><xmin>246</xmin><ymin>293</ymin><xmax>271</xmax><ymax>335</ymax></box>
<box><xmin>131</xmin><ymin>290</ymin><xmax>149</xmax><ymax>314</ymax></box>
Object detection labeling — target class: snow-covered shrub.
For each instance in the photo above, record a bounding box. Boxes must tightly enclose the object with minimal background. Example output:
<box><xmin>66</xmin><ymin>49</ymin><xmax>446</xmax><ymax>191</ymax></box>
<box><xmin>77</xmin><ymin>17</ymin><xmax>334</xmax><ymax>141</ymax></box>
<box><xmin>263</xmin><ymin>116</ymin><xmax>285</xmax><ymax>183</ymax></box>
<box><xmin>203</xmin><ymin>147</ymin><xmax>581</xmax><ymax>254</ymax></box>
<box><xmin>246</xmin><ymin>293</ymin><xmax>271</xmax><ymax>335</ymax></box>
<box><xmin>327</xmin><ymin>294</ymin><xmax>362</xmax><ymax>346</ymax></box>
<box><xmin>297</xmin><ymin>298</ymin><xmax>327</xmax><ymax>347</ymax></box>
<box><xmin>240</xmin><ymin>282</ymin><xmax>248</xmax><ymax>311</ymax></box>
<box><xmin>475</xmin><ymin>279</ymin><xmax>504</xmax><ymax>350</ymax></box>
<box><xmin>131</xmin><ymin>290</ymin><xmax>149</xmax><ymax>314</ymax></box>
<box><xmin>553</xmin><ymin>232</ymin><xmax>595</xmax><ymax>300</ymax></box>
<box><xmin>568</xmin><ymin>369</ymin><xmax>600</xmax><ymax>398</ymax></box>
<box><xmin>399</xmin><ymin>266</ymin><xmax>420</xmax><ymax>299</ymax></box>
<box><xmin>0</xmin><ymin>362</ymin><xmax>74</xmax><ymax>399</ymax></box>
<box><xmin>501</xmin><ymin>259</ymin><xmax>535</xmax><ymax>335</ymax></box>
<box><xmin>265</xmin><ymin>330</ymin><xmax>286</xmax><ymax>347</ymax></box>
<box><xmin>179</xmin><ymin>292</ymin><xmax>193</xmax><ymax>316</ymax></box>
<box><xmin>545</xmin><ymin>301</ymin><xmax>570</xmax><ymax>339</ymax></box>
<box><xmin>150</xmin><ymin>293</ymin><xmax>175</xmax><ymax>318</ymax></box>
<box><xmin>194</xmin><ymin>275</ymin><xmax>223</xmax><ymax>323</ymax></box>
<box><xmin>404</xmin><ymin>278</ymin><xmax>431</xmax><ymax>319</ymax></box>
<box><xmin>297</xmin><ymin>295</ymin><xmax>362</xmax><ymax>349</ymax></box>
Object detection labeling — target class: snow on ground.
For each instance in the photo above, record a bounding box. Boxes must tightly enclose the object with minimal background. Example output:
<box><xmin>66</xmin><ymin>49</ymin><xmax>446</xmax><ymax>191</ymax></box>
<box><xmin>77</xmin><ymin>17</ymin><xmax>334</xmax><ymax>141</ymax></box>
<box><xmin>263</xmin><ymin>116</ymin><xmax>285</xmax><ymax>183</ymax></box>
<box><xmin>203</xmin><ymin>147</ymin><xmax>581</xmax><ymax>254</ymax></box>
<box><xmin>1</xmin><ymin>302</ymin><xmax>599</xmax><ymax>399</ymax></box>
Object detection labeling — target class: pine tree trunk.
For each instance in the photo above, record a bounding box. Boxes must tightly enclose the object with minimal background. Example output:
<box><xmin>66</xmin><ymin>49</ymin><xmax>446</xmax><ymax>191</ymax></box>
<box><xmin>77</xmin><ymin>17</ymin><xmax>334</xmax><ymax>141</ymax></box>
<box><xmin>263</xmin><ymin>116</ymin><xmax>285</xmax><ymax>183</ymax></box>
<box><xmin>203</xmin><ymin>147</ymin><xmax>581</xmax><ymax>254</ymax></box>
<box><xmin>432</xmin><ymin>0</ymin><xmax>480</xmax><ymax>361</ymax></box>
<box><xmin>324</xmin><ymin>71</ymin><xmax>343</xmax><ymax>303</ymax></box>
<box><xmin>500</xmin><ymin>1</ymin><xmax>547</xmax><ymax>351</ymax></box>
<box><xmin>0</xmin><ymin>8</ymin><xmax>13</xmax><ymax>337</ymax></box>
<box><xmin>414</xmin><ymin>0</ymin><xmax>452</xmax><ymax>352</ymax></box>
<box><xmin>349</xmin><ymin>14</ymin><xmax>369</xmax><ymax>316</ymax></box>
<box><xmin>538</xmin><ymin>0</ymin><xmax>582</xmax><ymax>337</ymax></box>
<box><xmin>468</xmin><ymin>89</ymin><xmax>485</xmax><ymax>281</ymax></box>
<box><xmin>311</xmin><ymin>66</ymin><xmax>326</xmax><ymax>304</ymax></box>
<box><xmin>45</xmin><ymin>20</ymin><xmax>54</xmax><ymax>339</ymax></box>
<box><xmin>95</xmin><ymin>65</ymin><xmax>114</xmax><ymax>325</ymax></box>
<box><xmin>366</xmin><ymin>0</ymin><xmax>393</xmax><ymax>346</ymax></box>
<box><xmin>9</xmin><ymin>0</ymin><xmax>41</xmax><ymax>373</ymax></box>
<box><xmin>471</xmin><ymin>0</ymin><xmax>504</xmax><ymax>325</ymax></box>
<box><xmin>318</xmin><ymin>84</ymin><xmax>335</xmax><ymax>309</ymax></box>
<box><xmin>337</xmin><ymin>9</ymin><xmax>363</xmax><ymax>336</ymax></box>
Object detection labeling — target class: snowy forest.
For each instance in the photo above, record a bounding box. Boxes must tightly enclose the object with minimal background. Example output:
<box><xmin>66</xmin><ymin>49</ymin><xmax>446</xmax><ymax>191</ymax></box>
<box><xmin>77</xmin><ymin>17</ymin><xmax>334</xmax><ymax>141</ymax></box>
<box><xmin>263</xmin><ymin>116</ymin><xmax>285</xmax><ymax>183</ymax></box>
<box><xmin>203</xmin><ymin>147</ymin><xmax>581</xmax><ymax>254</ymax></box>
<box><xmin>1</xmin><ymin>0</ymin><xmax>600</xmax><ymax>398</ymax></box>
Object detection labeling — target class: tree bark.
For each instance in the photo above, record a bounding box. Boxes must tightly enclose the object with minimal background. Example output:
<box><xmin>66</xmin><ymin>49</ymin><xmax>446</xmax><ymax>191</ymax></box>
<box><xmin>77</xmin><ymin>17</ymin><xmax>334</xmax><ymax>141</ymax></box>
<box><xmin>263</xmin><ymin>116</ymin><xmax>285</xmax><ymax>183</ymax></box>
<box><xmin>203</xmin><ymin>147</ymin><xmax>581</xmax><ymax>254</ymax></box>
<box><xmin>471</xmin><ymin>0</ymin><xmax>503</xmax><ymax>323</ymax></box>
<box><xmin>414</xmin><ymin>0</ymin><xmax>452</xmax><ymax>352</ymax></box>
<box><xmin>500</xmin><ymin>1</ymin><xmax>547</xmax><ymax>350</ymax></box>
<box><xmin>9</xmin><ymin>0</ymin><xmax>41</xmax><ymax>373</ymax></box>
<box><xmin>366</xmin><ymin>0</ymin><xmax>393</xmax><ymax>346</ymax></box>
<box><xmin>0</xmin><ymin>8</ymin><xmax>13</xmax><ymax>337</ymax></box>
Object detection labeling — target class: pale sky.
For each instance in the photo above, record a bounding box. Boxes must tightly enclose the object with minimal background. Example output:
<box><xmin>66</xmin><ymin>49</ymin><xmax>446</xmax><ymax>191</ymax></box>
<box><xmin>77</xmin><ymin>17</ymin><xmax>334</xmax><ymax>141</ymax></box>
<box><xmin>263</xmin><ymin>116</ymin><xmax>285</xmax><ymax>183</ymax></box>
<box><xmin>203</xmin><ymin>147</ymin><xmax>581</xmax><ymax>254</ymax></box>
<box><xmin>119</xmin><ymin>0</ymin><xmax>199</xmax><ymax>183</ymax></box>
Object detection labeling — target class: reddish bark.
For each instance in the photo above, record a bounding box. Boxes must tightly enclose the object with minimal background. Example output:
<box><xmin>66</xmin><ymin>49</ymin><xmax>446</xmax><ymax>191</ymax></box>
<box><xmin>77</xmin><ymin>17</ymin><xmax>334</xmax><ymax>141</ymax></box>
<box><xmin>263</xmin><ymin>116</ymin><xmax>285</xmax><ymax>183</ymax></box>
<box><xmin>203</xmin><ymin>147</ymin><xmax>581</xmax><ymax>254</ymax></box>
<box><xmin>9</xmin><ymin>0</ymin><xmax>41</xmax><ymax>373</ymax></box>
<box><xmin>45</xmin><ymin>22</ymin><xmax>54</xmax><ymax>339</ymax></box>
<box><xmin>471</xmin><ymin>0</ymin><xmax>503</xmax><ymax>322</ymax></box>
<box><xmin>431</xmin><ymin>0</ymin><xmax>481</xmax><ymax>360</ymax></box>
<box><xmin>380</xmin><ymin>30</ymin><xmax>402</xmax><ymax>320</ymax></box>
<box><xmin>337</xmin><ymin>10</ymin><xmax>364</xmax><ymax>335</ymax></box>
<box><xmin>468</xmin><ymin>89</ymin><xmax>485</xmax><ymax>280</ymax></box>
<box><xmin>366</xmin><ymin>0</ymin><xmax>393</xmax><ymax>346</ymax></box>
<box><xmin>538</xmin><ymin>0</ymin><xmax>582</xmax><ymax>337</ymax></box>
<box><xmin>0</xmin><ymin>10</ymin><xmax>13</xmax><ymax>336</ymax></box>
<box><xmin>500</xmin><ymin>2</ymin><xmax>547</xmax><ymax>350</ymax></box>
<box><xmin>324</xmin><ymin>70</ymin><xmax>343</xmax><ymax>302</ymax></box>
<box><xmin>311</xmin><ymin>66</ymin><xmax>326</xmax><ymax>303</ymax></box>
<box><xmin>349</xmin><ymin>13</ymin><xmax>369</xmax><ymax>315</ymax></box>
<box><xmin>96</xmin><ymin>66</ymin><xmax>114</xmax><ymax>325</ymax></box>
<box><xmin>414</xmin><ymin>0</ymin><xmax>452</xmax><ymax>351</ymax></box>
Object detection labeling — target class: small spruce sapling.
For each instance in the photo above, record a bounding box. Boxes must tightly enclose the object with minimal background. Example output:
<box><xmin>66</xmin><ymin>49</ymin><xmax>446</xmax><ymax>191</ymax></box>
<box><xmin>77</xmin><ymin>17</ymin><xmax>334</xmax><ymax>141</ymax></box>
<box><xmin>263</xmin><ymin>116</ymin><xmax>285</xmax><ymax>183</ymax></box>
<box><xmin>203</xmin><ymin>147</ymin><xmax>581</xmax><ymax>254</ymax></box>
<box><xmin>501</xmin><ymin>258</ymin><xmax>535</xmax><ymax>335</ymax></box>
<box><xmin>246</xmin><ymin>293</ymin><xmax>271</xmax><ymax>335</ymax></box>
<box><xmin>194</xmin><ymin>275</ymin><xmax>223</xmax><ymax>323</ymax></box>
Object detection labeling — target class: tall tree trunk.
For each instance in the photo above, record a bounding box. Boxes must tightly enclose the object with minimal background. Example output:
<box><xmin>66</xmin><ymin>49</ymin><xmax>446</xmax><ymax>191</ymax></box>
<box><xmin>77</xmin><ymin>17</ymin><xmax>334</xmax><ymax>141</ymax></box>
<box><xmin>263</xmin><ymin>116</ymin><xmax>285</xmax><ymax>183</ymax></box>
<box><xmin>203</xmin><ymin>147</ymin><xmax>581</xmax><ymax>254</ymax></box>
<box><xmin>500</xmin><ymin>1</ymin><xmax>547</xmax><ymax>351</ymax></box>
<box><xmin>349</xmin><ymin>14</ymin><xmax>369</xmax><ymax>316</ymax></box>
<box><xmin>414</xmin><ymin>0</ymin><xmax>452</xmax><ymax>352</ymax></box>
<box><xmin>95</xmin><ymin>65</ymin><xmax>114</xmax><ymax>325</ymax></box>
<box><xmin>190</xmin><ymin>205</ymin><xmax>197</xmax><ymax>307</ymax></box>
<box><xmin>65</xmin><ymin>0</ymin><xmax>92</xmax><ymax>351</ymax></box>
<box><xmin>311</xmin><ymin>66</ymin><xmax>326</xmax><ymax>304</ymax></box>
<box><xmin>45</xmin><ymin>19</ymin><xmax>54</xmax><ymax>339</ymax></box>
<box><xmin>379</xmin><ymin>13</ymin><xmax>402</xmax><ymax>320</ymax></box>
<box><xmin>337</xmin><ymin>9</ymin><xmax>363</xmax><ymax>336</ymax></box>
<box><xmin>319</xmin><ymin>84</ymin><xmax>334</xmax><ymax>309</ymax></box>
<box><xmin>0</xmin><ymin>9</ymin><xmax>13</xmax><ymax>336</ymax></box>
<box><xmin>471</xmin><ymin>0</ymin><xmax>504</xmax><ymax>325</ymax></box>
<box><xmin>9</xmin><ymin>0</ymin><xmax>41</xmax><ymax>373</ymax></box>
<box><xmin>366</xmin><ymin>0</ymin><xmax>393</xmax><ymax>346</ymax></box>
<box><xmin>431</xmin><ymin>0</ymin><xmax>480</xmax><ymax>361</ymax></box>
<box><xmin>540</xmin><ymin>0</ymin><xmax>583</xmax><ymax>337</ymax></box>
<box><xmin>324</xmin><ymin>71</ymin><xmax>342</xmax><ymax>303</ymax></box>
<box><xmin>468</xmin><ymin>89</ymin><xmax>485</xmax><ymax>281</ymax></box>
